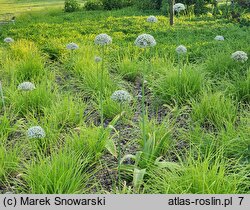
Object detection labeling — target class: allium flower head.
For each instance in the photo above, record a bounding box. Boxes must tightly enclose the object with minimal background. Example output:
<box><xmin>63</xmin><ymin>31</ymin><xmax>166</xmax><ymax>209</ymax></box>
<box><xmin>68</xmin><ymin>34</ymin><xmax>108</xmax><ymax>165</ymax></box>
<box><xmin>111</xmin><ymin>90</ymin><xmax>132</xmax><ymax>104</ymax></box>
<box><xmin>94</xmin><ymin>56</ymin><xmax>102</xmax><ymax>63</ymax></box>
<box><xmin>214</xmin><ymin>35</ymin><xmax>224</xmax><ymax>41</ymax></box>
<box><xmin>231</xmin><ymin>51</ymin><xmax>248</xmax><ymax>63</ymax></box>
<box><xmin>94</xmin><ymin>34</ymin><xmax>112</xmax><ymax>46</ymax></box>
<box><xmin>135</xmin><ymin>34</ymin><xmax>156</xmax><ymax>48</ymax></box>
<box><xmin>176</xmin><ymin>45</ymin><xmax>187</xmax><ymax>54</ymax></box>
<box><xmin>66</xmin><ymin>43</ymin><xmax>79</xmax><ymax>50</ymax></box>
<box><xmin>173</xmin><ymin>3</ymin><xmax>186</xmax><ymax>12</ymax></box>
<box><xmin>27</xmin><ymin>126</ymin><xmax>46</xmax><ymax>139</ymax></box>
<box><xmin>18</xmin><ymin>82</ymin><xmax>35</xmax><ymax>91</ymax></box>
<box><xmin>147</xmin><ymin>15</ymin><xmax>158</xmax><ymax>23</ymax></box>
<box><xmin>4</xmin><ymin>37</ymin><xmax>14</xmax><ymax>43</ymax></box>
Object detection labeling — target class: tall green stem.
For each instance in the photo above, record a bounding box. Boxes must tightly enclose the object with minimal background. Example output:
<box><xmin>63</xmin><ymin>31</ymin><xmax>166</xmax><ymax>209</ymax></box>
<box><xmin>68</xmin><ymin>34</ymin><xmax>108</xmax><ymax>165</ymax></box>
<box><xmin>117</xmin><ymin>103</ymin><xmax>122</xmax><ymax>190</ymax></box>
<box><xmin>142</xmin><ymin>49</ymin><xmax>147</xmax><ymax>149</ymax></box>
<box><xmin>0</xmin><ymin>81</ymin><xmax>5</xmax><ymax>113</ymax></box>
<box><xmin>100</xmin><ymin>46</ymin><xmax>105</xmax><ymax>128</ymax></box>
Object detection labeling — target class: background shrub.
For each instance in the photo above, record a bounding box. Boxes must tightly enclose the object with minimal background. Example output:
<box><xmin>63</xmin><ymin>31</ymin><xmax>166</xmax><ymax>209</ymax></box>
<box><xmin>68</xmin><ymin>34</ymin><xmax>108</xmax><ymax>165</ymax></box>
<box><xmin>64</xmin><ymin>0</ymin><xmax>80</xmax><ymax>12</ymax></box>
<box><xmin>85</xmin><ymin>0</ymin><xmax>103</xmax><ymax>10</ymax></box>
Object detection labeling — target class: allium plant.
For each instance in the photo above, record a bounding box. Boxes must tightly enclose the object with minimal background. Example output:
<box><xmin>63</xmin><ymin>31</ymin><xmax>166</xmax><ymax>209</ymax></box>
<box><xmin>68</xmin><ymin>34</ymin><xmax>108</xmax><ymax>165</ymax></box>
<box><xmin>173</xmin><ymin>3</ymin><xmax>186</xmax><ymax>13</ymax></box>
<box><xmin>27</xmin><ymin>126</ymin><xmax>46</xmax><ymax>139</ymax></box>
<box><xmin>111</xmin><ymin>90</ymin><xmax>132</xmax><ymax>189</ymax></box>
<box><xmin>18</xmin><ymin>82</ymin><xmax>36</xmax><ymax>91</ymax></box>
<box><xmin>147</xmin><ymin>15</ymin><xmax>158</xmax><ymax>23</ymax></box>
<box><xmin>214</xmin><ymin>35</ymin><xmax>224</xmax><ymax>41</ymax></box>
<box><xmin>231</xmin><ymin>51</ymin><xmax>248</xmax><ymax>63</ymax></box>
<box><xmin>176</xmin><ymin>45</ymin><xmax>187</xmax><ymax>76</ymax></box>
<box><xmin>66</xmin><ymin>43</ymin><xmax>79</xmax><ymax>50</ymax></box>
<box><xmin>135</xmin><ymin>34</ymin><xmax>156</xmax><ymax>150</ymax></box>
<box><xmin>95</xmin><ymin>33</ymin><xmax>112</xmax><ymax>127</ymax></box>
<box><xmin>4</xmin><ymin>37</ymin><xmax>14</xmax><ymax>43</ymax></box>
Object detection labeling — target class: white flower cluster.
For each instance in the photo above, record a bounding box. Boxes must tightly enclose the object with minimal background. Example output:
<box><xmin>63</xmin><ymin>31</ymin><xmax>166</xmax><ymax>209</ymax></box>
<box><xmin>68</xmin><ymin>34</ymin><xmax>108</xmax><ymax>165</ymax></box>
<box><xmin>18</xmin><ymin>82</ymin><xmax>35</xmax><ymax>91</ymax></box>
<box><xmin>111</xmin><ymin>90</ymin><xmax>132</xmax><ymax>104</ymax></box>
<box><xmin>66</xmin><ymin>43</ymin><xmax>79</xmax><ymax>50</ymax></box>
<box><xmin>4</xmin><ymin>37</ymin><xmax>14</xmax><ymax>43</ymax></box>
<box><xmin>173</xmin><ymin>3</ymin><xmax>186</xmax><ymax>13</ymax></box>
<box><xmin>94</xmin><ymin>34</ymin><xmax>112</xmax><ymax>46</ymax></box>
<box><xmin>27</xmin><ymin>126</ymin><xmax>46</xmax><ymax>139</ymax></box>
<box><xmin>135</xmin><ymin>34</ymin><xmax>156</xmax><ymax>48</ymax></box>
<box><xmin>94</xmin><ymin>56</ymin><xmax>102</xmax><ymax>63</ymax></box>
<box><xmin>147</xmin><ymin>15</ymin><xmax>158</xmax><ymax>23</ymax></box>
<box><xmin>176</xmin><ymin>45</ymin><xmax>187</xmax><ymax>54</ymax></box>
<box><xmin>214</xmin><ymin>35</ymin><xmax>224</xmax><ymax>41</ymax></box>
<box><xmin>231</xmin><ymin>51</ymin><xmax>248</xmax><ymax>63</ymax></box>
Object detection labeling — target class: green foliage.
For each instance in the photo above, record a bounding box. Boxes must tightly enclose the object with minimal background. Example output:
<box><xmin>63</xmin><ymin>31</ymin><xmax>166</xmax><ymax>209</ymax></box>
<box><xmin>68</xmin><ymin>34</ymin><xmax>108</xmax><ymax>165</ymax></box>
<box><xmin>136</xmin><ymin>0</ymin><xmax>162</xmax><ymax>10</ymax></box>
<box><xmin>102</xmin><ymin>0</ymin><xmax>134</xmax><ymax>10</ymax></box>
<box><xmin>191</xmin><ymin>92</ymin><xmax>237</xmax><ymax>130</ymax></box>
<box><xmin>64</xmin><ymin>0</ymin><xmax>80</xmax><ymax>12</ymax></box>
<box><xmin>0</xmin><ymin>2</ymin><xmax>249</xmax><ymax>194</ymax></box>
<box><xmin>145</xmin><ymin>149</ymin><xmax>249</xmax><ymax>193</ymax></box>
<box><xmin>85</xmin><ymin>0</ymin><xmax>103</xmax><ymax>11</ymax></box>
<box><xmin>0</xmin><ymin>145</ymin><xmax>20</xmax><ymax>184</ymax></box>
<box><xmin>21</xmin><ymin>151</ymin><xmax>93</xmax><ymax>193</ymax></box>
<box><xmin>151</xmin><ymin>66</ymin><xmax>205</xmax><ymax>105</ymax></box>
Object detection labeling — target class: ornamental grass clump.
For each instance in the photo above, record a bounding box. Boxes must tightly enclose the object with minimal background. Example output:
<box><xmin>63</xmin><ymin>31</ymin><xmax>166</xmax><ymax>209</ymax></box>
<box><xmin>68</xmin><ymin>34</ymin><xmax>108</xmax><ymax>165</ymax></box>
<box><xmin>135</xmin><ymin>34</ymin><xmax>156</xmax><ymax>151</ymax></box>
<box><xmin>94</xmin><ymin>33</ymin><xmax>112</xmax><ymax>127</ymax></box>
<box><xmin>231</xmin><ymin>51</ymin><xmax>248</xmax><ymax>63</ymax></box>
<box><xmin>18</xmin><ymin>82</ymin><xmax>35</xmax><ymax>91</ymax></box>
<box><xmin>27</xmin><ymin>126</ymin><xmax>46</xmax><ymax>139</ymax></box>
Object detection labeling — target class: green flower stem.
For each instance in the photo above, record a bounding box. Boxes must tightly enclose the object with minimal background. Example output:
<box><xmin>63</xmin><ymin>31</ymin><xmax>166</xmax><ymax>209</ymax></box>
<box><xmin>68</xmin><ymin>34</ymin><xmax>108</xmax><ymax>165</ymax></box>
<box><xmin>100</xmin><ymin>46</ymin><xmax>105</xmax><ymax>128</ymax></box>
<box><xmin>142</xmin><ymin>49</ymin><xmax>147</xmax><ymax>149</ymax></box>
<box><xmin>117</xmin><ymin>103</ymin><xmax>122</xmax><ymax>190</ymax></box>
<box><xmin>0</xmin><ymin>81</ymin><xmax>6</xmax><ymax>113</ymax></box>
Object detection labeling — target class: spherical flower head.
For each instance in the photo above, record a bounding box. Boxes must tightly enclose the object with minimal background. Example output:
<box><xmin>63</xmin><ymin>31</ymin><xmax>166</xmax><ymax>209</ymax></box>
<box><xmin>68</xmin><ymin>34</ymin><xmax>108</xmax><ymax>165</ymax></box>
<box><xmin>135</xmin><ymin>34</ymin><xmax>156</xmax><ymax>48</ymax></box>
<box><xmin>18</xmin><ymin>82</ymin><xmax>35</xmax><ymax>91</ymax></box>
<box><xmin>94</xmin><ymin>34</ymin><xmax>112</xmax><ymax>46</ymax></box>
<box><xmin>111</xmin><ymin>90</ymin><xmax>132</xmax><ymax>104</ymax></box>
<box><xmin>173</xmin><ymin>3</ymin><xmax>186</xmax><ymax>12</ymax></box>
<box><xmin>147</xmin><ymin>15</ymin><xmax>158</xmax><ymax>23</ymax></box>
<box><xmin>176</xmin><ymin>45</ymin><xmax>187</xmax><ymax>54</ymax></box>
<box><xmin>66</xmin><ymin>43</ymin><xmax>79</xmax><ymax>50</ymax></box>
<box><xmin>214</xmin><ymin>35</ymin><xmax>224</xmax><ymax>41</ymax></box>
<box><xmin>4</xmin><ymin>37</ymin><xmax>14</xmax><ymax>43</ymax></box>
<box><xmin>94</xmin><ymin>56</ymin><xmax>102</xmax><ymax>63</ymax></box>
<box><xmin>27</xmin><ymin>126</ymin><xmax>46</xmax><ymax>139</ymax></box>
<box><xmin>231</xmin><ymin>51</ymin><xmax>248</xmax><ymax>63</ymax></box>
